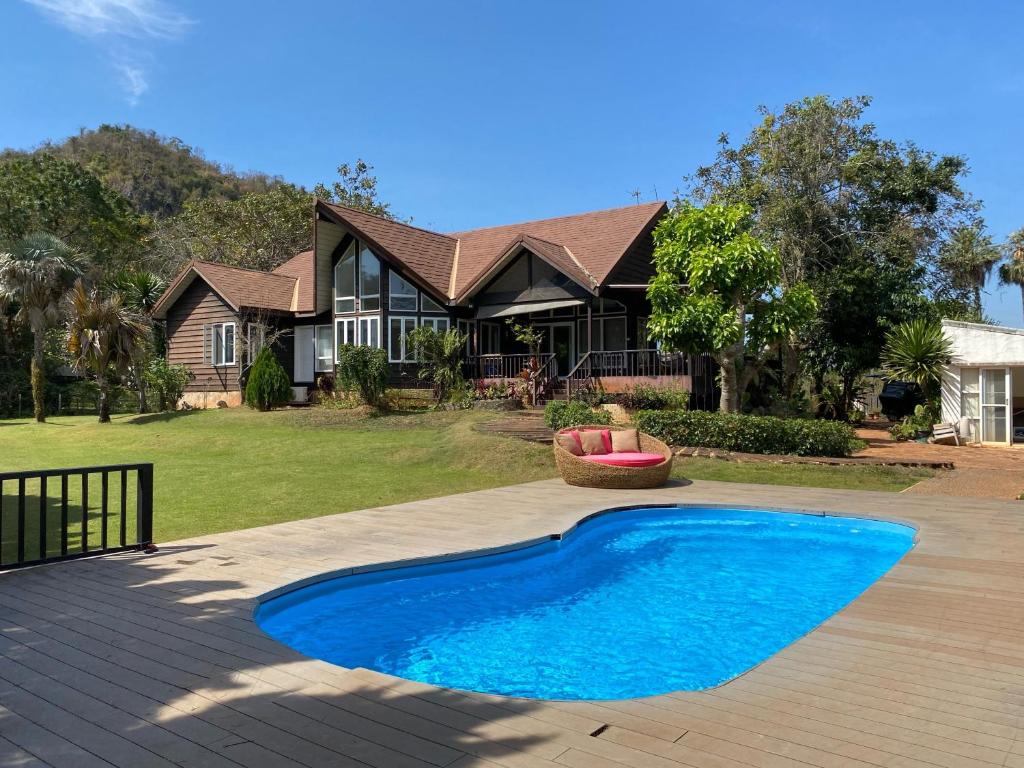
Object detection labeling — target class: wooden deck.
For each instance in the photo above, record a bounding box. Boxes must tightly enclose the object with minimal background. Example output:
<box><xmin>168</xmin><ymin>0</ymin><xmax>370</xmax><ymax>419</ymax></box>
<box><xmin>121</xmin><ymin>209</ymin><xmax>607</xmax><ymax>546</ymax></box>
<box><xmin>1</xmin><ymin>478</ymin><xmax>1023</xmax><ymax>767</ymax></box>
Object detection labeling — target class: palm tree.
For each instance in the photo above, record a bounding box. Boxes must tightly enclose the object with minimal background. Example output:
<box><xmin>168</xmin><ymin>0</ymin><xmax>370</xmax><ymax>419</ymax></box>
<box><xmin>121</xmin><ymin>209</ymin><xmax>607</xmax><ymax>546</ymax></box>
<box><xmin>938</xmin><ymin>224</ymin><xmax>1001</xmax><ymax>318</ymax></box>
<box><xmin>0</xmin><ymin>233</ymin><xmax>85</xmax><ymax>422</ymax></box>
<box><xmin>998</xmin><ymin>229</ymin><xmax>1024</xmax><ymax>324</ymax></box>
<box><xmin>106</xmin><ymin>269</ymin><xmax>166</xmax><ymax>412</ymax></box>
<box><xmin>880</xmin><ymin>318</ymin><xmax>954</xmax><ymax>400</ymax></box>
<box><xmin>66</xmin><ymin>280</ymin><xmax>148</xmax><ymax>423</ymax></box>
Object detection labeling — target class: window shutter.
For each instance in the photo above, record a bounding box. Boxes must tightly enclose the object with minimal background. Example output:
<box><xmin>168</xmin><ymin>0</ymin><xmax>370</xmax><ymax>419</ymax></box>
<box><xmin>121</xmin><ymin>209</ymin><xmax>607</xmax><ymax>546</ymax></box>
<box><xmin>202</xmin><ymin>324</ymin><xmax>210</xmax><ymax>365</ymax></box>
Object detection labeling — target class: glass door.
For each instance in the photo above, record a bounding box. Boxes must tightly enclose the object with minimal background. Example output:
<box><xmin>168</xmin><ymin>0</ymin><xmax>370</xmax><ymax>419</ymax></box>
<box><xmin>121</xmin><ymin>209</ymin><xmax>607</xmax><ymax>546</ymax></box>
<box><xmin>549</xmin><ymin>323</ymin><xmax>574</xmax><ymax>376</ymax></box>
<box><xmin>981</xmin><ymin>368</ymin><xmax>1010</xmax><ymax>444</ymax></box>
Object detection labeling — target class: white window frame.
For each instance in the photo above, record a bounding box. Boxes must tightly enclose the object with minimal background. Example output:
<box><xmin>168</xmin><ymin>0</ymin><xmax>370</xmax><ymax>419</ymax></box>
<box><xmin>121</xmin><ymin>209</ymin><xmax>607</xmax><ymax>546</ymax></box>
<box><xmin>420</xmin><ymin>292</ymin><xmax>446</xmax><ymax>313</ymax></box>
<box><xmin>205</xmin><ymin>322</ymin><xmax>235</xmax><ymax>367</ymax></box>
<box><xmin>358</xmin><ymin>245</ymin><xmax>380</xmax><ymax>311</ymax></box>
<box><xmin>334</xmin><ymin>241</ymin><xmax>357</xmax><ymax>314</ymax></box>
<box><xmin>358</xmin><ymin>315</ymin><xmax>381</xmax><ymax>348</ymax></box>
<box><xmin>314</xmin><ymin>324</ymin><xmax>334</xmax><ymax>373</ymax></box>
<box><xmin>335</xmin><ymin>317</ymin><xmax>357</xmax><ymax>361</ymax></box>
<box><xmin>389</xmin><ymin>271</ymin><xmax>418</xmax><ymax>312</ymax></box>
<box><xmin>389</xmin><ymin>316</ymin><xmax>417</xmax><ymax>362</ymax></box>
<box><xmin>421</xmin><ymin>317</ymin><xmax>450</xmax><ymax>334</ymax></box>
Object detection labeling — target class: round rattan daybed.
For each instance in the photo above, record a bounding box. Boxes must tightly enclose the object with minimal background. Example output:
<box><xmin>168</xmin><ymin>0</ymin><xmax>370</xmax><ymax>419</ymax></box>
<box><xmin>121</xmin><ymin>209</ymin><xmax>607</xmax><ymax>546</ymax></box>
<box><xmin>553</xmin><ymin>424</ymin><xmax>674</xmax><ymax>489</ymax></box>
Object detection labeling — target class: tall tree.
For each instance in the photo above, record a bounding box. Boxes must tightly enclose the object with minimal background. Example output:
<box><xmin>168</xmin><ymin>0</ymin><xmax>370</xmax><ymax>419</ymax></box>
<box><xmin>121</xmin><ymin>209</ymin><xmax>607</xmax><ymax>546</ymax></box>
<box><xmin>688</xmin><ymin>95</ymin><xmax>977</xmax><ymax>400</ymax></box>
<box><xmin>998</xmin><ymin>230</ymin><xmax>1024</xmax><ymax>325</ymax></box>
<box><xmin>66</xmin><ymin>280</ymin><xmax>148</xmax><ymax>423</ymax></box>
<box><xmin>107</xmin><ymin>269</ymin><xmax>167</xmax><ymax>412</ymax></box>
<box><xmin>0</xmin><ymin>233</ymin><xmax>85</xmax><ymax>422</ymax></box>
<box><xmin>938</xmin><ymin>224</ymin><xmax>1000</xmax><ymax>319</ymax></box>
<box><xmin>314</xmin><ymin>160</ymin><xmax>396</xmax><ymax>220</ymax></box>
<box><xmin>0</xmin><ymin>153</ymin><xmax>150</xmax><ymax>274</ymax></box>
<box><xmin>647</xmin><ymin>203</ymin><xmax>816</xmax><ymax>412</ymax></box>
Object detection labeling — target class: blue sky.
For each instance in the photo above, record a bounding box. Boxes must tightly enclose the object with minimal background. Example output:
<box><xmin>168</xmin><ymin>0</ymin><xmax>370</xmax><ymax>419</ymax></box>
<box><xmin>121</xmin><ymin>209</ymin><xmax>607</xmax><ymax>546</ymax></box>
<box><xmin>3</xmin><ymin>1</ymin><xmax>1023</xmax><ymax>324</ymax></box>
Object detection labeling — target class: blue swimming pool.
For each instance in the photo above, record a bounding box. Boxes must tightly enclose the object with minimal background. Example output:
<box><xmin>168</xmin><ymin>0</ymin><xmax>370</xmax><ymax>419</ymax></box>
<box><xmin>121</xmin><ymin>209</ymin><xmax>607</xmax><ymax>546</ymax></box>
<box><xmin>256</xmin><ymin>506</ymin><xmax>914</xmax><ymax>700</ymax></box>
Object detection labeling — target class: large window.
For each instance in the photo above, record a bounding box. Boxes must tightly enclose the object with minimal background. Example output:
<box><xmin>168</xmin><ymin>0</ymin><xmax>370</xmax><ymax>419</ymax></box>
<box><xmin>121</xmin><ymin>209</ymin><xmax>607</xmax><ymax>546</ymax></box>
<box><xmin>389</xmin><ymin>271</ymin><xmax>418</xmax><ymax>311</ymax></box>
<box><xmin>359</xmin><ymin>315</ymin><xmax>380</xmax><ymax>348</ymax></box>
<box><xmin>389</xmin><ymin>316</ymin><xmax>416</xmax><ymax>362</ymax></box>
<box><xmin>481</xmin><ymin>322</ymin><xmax>501</xmax><ymax>354</ymax></box>
<box><xmin>359</xmin><ymin>245</ymin><xmax>380</xmax><ymax>310</ymax></box>
<box><xmin>205</xmin><ymin>322</ymin><xmax>235</xmax><ymax>366</ymax></box>
<box><xmin>315</xmin><ymin>325</ymin><xmax>334</xmax><ymax>372</ymax></box>
<box><xmin>334</xmin><ymin>242</ymin><xmax>356</xmax><ymax>313</ymax></box>
<box><xmin>577</xmin><ymin>317</ymin><xmax>627</xmax><ymax>354</ymax></box>
<box><xmin>421</xmin><ymin>292</ymin><xmax>446</xmax><ymax>313</ymax></box>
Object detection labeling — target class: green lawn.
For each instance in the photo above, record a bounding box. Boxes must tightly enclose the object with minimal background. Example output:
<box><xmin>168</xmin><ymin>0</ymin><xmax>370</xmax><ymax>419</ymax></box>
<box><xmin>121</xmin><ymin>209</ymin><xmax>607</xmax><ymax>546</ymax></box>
<box><xmin>0</xmin><ymin>408</ymin><xmax>932</xmax><ymax>556</ymax></box>
<box><xmin>673</xmin><ymin>456</ymin><xmax>933</xmax><ymax>492</ymax></box>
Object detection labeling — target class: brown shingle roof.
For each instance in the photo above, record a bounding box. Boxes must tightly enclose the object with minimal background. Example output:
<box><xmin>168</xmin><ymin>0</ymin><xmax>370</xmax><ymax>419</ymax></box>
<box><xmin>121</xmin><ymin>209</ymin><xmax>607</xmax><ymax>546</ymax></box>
<box><xmin>271</xmin><ymin>250</ymin><xmax>314</xmax><ymax>313</ymax></box>
<box><xmin>449</xmin><ymin>201</ymin><xmax>666</xmax><ymax>298</ymax></box>
<box><xmin>153</xmin><ymin>260</ymin><xmax>298</xmax><ymax>319</ymax></box>
<box><xmin>318</xmin><ymin>202</ymin><xmax>457</xmax><ymax>300</ymax></box>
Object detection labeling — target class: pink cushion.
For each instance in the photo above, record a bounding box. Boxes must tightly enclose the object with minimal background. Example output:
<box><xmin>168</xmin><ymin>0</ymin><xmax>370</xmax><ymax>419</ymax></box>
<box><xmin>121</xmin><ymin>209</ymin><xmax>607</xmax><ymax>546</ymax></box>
<box><xmin>582</xmin><ymin>428</ymin><xmax>613</xmax><ymax>453</ymax></box>
<box><xmin>579</xmin><ymin>452</ymin><xmax>665</xmax><ymax>468</ymax></box>
<box><xmin>567</xmin><ymin>430</ymin><xmax>584</xmax><ymax>452</ymax></box>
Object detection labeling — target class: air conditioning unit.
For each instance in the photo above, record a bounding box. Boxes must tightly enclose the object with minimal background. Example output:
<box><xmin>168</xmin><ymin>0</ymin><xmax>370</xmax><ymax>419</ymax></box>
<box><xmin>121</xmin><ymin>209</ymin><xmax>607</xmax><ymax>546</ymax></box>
<box><xmin>290</xmin><ymin>386</ymin><xmax>308</xmax><ymax>403</ymax></box>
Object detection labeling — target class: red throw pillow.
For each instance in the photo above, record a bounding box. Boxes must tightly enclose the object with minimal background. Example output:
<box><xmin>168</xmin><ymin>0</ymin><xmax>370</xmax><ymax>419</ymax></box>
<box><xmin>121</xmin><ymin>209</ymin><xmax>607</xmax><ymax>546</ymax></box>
<box><xmin>567</xmin><ymin>429</ymin><xmax>583</xmax><ymax>452</ymax></box>
<box><xmin>583</xmin><ymin>428</ymin><xmax>613</xmax><ymax>453</ymax></box>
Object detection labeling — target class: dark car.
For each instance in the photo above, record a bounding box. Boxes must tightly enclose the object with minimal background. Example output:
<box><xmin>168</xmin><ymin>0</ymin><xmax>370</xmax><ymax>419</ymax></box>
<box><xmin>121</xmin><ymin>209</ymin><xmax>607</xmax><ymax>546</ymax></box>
<box><xmin>878</xmin><ymin>380</ymin><xmax>924</xmax><ymax>420</ymax></box>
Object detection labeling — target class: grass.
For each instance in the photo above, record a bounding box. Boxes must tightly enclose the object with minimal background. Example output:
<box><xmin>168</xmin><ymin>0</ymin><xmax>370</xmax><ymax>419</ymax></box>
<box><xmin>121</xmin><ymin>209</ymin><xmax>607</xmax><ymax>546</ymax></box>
<box><xmin>673</xmin><ymin>457</ymin><xmax>934</xmax><ymax>493</ymax></box>
<box><xmin>0</xmin><ymin>408</ymin><xmax>934</xmax><ymax>561</ymax></box>
<box><xmin>0</xmin><ymin>408</ymin><xmax>556</xmax><ymax>549</ymax></box>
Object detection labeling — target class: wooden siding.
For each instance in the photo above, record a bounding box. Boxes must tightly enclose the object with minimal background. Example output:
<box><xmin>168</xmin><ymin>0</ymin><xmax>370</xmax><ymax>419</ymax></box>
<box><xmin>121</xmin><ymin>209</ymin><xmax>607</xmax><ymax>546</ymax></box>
<box><xmin>165</xmin><ymin>279</ymin><xmax>241</xmax><ymax>392</ymax></box>
<box><xmin>315</xmin><ymin>219</ymin><xmax>345</xmax><ymax>316</ymax></box>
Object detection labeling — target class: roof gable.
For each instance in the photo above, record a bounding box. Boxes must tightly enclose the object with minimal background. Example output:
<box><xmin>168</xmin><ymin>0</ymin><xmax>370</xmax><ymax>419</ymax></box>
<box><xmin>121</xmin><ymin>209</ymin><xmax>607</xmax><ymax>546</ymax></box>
<box><xmin>153</xmin><ymin>261</ymin><xmax>298</xmax><ymax>319</ymax></box>
<box><xmin>271</xmin><ymin>250</ymin><xmax>315</xmax><ymax>313</ymax></box>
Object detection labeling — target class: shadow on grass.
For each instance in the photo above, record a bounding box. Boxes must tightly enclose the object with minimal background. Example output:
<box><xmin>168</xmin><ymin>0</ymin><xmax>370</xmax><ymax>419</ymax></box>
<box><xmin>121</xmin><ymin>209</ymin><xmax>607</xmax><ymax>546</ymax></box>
<box><xmin>124</xmin><ymin>411</ymin><xmax>201</xmax><ymax>426</ymax></box>
<box><xmin>0</xmin><ymin>549</ymin><xmax>557</xmax><ymax>765</ymax></box>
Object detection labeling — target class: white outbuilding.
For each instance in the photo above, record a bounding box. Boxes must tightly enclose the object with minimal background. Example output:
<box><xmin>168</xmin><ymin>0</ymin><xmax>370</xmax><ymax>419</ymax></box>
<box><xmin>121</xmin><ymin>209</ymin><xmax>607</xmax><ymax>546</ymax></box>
<box><xmin>940</xmin><ymin>319</ymin><xmax>1024</xmax><ymax>445</ymax></box>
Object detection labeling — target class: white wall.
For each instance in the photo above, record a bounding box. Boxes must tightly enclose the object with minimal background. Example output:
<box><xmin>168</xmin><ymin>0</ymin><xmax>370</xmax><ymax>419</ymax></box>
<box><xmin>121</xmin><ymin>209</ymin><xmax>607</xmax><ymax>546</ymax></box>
<box><xmin>941</xmin><ymin>366</ymin><xmax>961</xmax><ymax>424</ymax></box>
<box><xmin>942</xmin><ymin>320</ymin><xmax>1024</xmax><ymax>366</ymax></box>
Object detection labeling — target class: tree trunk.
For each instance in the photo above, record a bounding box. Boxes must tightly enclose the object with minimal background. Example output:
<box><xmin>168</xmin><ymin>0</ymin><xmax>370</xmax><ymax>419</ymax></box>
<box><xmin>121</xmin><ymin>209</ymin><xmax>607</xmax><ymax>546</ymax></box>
<box><xmin>717</xmin><ymin>347</ymin><xmax>740</xmax><ymax>413</ymax></box>
<box><xmin>97</xmin><ymin>376</ymin><xmax>111</xmax><ymax>423</ymax></box>
<box><xmin>136</xmin><ymin>372</ymin><xmax>147</xmax><ymax>414</ymax></box>
<box><xmin>31</xmin><ymin>330</ymin><xmax>46</xmax><ymax>423</ymax></box>
<box><xmin>974</xmin><ymin>285</ymin><xmax>983</xmax><ymax>319</ymax></box>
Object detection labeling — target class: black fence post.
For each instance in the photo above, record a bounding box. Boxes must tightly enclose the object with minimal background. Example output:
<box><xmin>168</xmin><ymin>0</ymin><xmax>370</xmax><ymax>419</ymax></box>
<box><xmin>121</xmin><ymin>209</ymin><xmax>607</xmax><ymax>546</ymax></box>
<box><xmin>137</xmin><ymin>463</ymin><xmax>154</xmax><ymax>549</ymax></box>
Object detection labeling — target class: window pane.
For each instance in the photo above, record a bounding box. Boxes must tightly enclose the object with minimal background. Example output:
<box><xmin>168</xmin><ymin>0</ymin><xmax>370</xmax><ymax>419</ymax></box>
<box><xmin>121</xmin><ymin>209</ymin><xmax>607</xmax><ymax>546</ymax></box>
<box><xmin>983</xmin><ymin>369</ymin><xmax>1007</xmax><ymax>404</ymax></box>
<box><xmin>389</xmin><ymin>318</ymin><xmax>402</xmax><ymax>361</ymax></box>
<box><xmin>359</xmin><ymin>245</ymin><xmax>380</xmax><ymax>310</ymax></box>
<box><xmin>389</xmin><ymin>271</ymin><xmax>417</xmax><ymax>311</ymax></box>
<box><xmin>962</xmin><ymin>392</ymin><xmax>980</xmax><ymax>419</ymax></box>
<box><xmin>335</xmin><ymin>242</ymin><xmax>356</xmax><ymax>312</ymax></box>
<box><xmin>315</xmin><ymin>325</ymin><xmax>333</xmax><ymax>371</ymax></box>
<box><xmin>421</xmin><ymin>293</ymin><xmax>445</xmax><ymax>312</ymax></box>
<box><xmin>961</xmin><ymin>368</ymin><xmax>979</xmax><ymax>393</ymax></box>
<box><xmin>984</xmin><ymin>406</ymin><xmax>1007</xmax><ymax>442</ymax></box>
<box><xmin>603</xmin><ymin>318</ymin><xmax>626</xmax><ymax>351</ymax></box>
<box><xmin>435</xmin><ymin>318</ymin><xmax>449</xmax><ymax>333</ymax></box>
<box><xmin>212</xmin><ymin>325</ymin><xmax>223</xmax><ymax>365</ymax></box>
<box><xmin>223</xmin><ymin>324</ymin><xmax>235</xmax><ymax>364</ymax></box>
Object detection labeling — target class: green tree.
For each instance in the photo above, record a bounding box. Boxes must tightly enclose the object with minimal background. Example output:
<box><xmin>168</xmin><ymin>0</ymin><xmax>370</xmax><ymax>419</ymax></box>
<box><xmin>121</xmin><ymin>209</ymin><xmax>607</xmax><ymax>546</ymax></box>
<box><xmin>314</xmin><ymin>160</ymin><xmax>396</xmax><ymax>220</ymax></box>
<box><xmin>407</xmin><ymin>326</ymin><xmax>468</xmax><ymax>404</ymax></box>
<box><xmin>0</xmin><ymin>153</ymin><xmax>150</xmax><ymax>273</ymax></box>
<box><xmin>0</xmin><ymin>233</ymin><xmax>85</xmax><ymax>422</ymax></box>
<box><xmin>107</xmin><ymin>269</ymin><xmax>166</xmax><ymax>412</ymax></box>
<box><xmin>66</xmin><ymin>280</ymin><xmax>148</xmax><ymax>423</ymax></box>
<box><xmin>335</xmin><ymin>344</ymin><xmax>389</xmax><ymax>409</ymax></box>
<box><xmin>155</xmin><ymin>183</ymin><xmax>312</xmax><ymax>274</ymax></box>
<box><xmin>142</xmin><ymin>357</ymin><xmax>193</xmax><ymax>411</ymax></box>
<box><xmin>880</xmin><ymin>318</ymin><xmax>953</xmax><ymax>400</ymax></box>
<box><xmin>244</xmin><ymin>347</ymin><xmax>291</xmax><ymax>411</ymax></box>
<box><xmin>646</xmin><ymin>203</ymin><xmax>817</xmax><ymax>413</ymax></box>
<box><xmin>998</xmin><ymin>230</ymin><xmax>1024</xmax><ymax>325</ymax></box>
<box><xmin>938</xmin><ymin>224</ymin><xmax>1001</xmax><ymax>319</ymax></box>
<box><xmin>689</xmin><ymin>95</ymin><xmax>977</xmax><ymax>400</ymax></box>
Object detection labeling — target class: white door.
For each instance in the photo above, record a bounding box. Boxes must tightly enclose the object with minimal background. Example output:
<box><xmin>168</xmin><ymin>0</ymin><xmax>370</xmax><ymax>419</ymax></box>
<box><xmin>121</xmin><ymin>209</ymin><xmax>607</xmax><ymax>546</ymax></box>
<box><xmin>294</xmin><ymin>326</ymin><xmax>314</xmax><ymax>383</ymax></box>
<box><xmin>981</xmin><ymin>367</ymin><xmax>1011</xmax><ymax>444</ymax></box>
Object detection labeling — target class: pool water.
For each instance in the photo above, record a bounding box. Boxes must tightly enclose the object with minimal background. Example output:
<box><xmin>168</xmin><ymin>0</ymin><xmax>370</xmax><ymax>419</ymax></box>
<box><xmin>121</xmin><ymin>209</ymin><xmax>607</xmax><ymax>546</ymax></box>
<box><xmin>256</xmin><ymin>507</ymin><xmax>914</xmax><ymax>700</ymax></box>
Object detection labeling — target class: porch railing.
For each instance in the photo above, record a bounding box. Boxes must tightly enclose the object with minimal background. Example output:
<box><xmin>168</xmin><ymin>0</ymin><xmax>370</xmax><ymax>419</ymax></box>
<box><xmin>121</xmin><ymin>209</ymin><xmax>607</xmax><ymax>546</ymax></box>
<box><xmin>565</xmin><ymin>349</ymin><xmax>710</xmax><ymax>401</ymax></box>
<box><xmin>0</xmin><ymin>463</ymin><xmax>155</xmax><ymax>570</ymax></box>
<box><xmin>462</xmin><ymin>353</ymin><xmax>558</xmax><ymax>405</ymax></box>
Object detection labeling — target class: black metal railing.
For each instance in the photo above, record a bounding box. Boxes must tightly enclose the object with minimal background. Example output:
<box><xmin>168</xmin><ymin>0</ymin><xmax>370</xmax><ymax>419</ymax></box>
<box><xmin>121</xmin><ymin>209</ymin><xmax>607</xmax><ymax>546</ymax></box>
<box><xmin>0</xmin><ymin>463</ymin><xmax>154</xmax><ymax>570</ymax></box>
<box><xmin>565</xmin><ymin>349</ymin><xmax>719</xmax><ymax>409</ymax></box>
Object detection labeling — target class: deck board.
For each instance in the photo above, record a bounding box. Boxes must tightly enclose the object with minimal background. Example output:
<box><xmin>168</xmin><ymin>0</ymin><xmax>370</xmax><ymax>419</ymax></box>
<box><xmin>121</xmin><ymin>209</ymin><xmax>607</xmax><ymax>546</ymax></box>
<box><xmin>2</xmin><ymin>478</ymin><xmax>1023</xmax><ymax>767</ymax></box>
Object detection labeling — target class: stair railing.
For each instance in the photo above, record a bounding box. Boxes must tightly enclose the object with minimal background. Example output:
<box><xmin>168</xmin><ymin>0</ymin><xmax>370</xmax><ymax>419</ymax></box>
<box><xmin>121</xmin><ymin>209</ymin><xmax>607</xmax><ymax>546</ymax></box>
<box><xmin>564</xmin><ymin>352</ymin><xmax>593</xmax><ymax>402</ymax></box>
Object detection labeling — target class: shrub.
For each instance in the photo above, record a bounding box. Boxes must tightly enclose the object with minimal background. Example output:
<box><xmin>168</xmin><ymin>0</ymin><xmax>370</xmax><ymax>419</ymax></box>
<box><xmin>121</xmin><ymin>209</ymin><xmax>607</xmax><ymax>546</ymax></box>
<box><xmin>615</xmin><ymin>383</ymin><xmax>689</xmax><ymax>411</ymax></box>
<box><xmin>634</xmin><ymin>410</ymin><xmax>864</xmax><ymax>457</ymax></box>
<box><xmin>406</xmin><ymin>326</ymin><xmax>467</xmax><ymax>404</ymax></box>
<box><xmin>142</xmin><ymin>358</ymin><xmax>194</xmax><ymax>411</ymax></box>
<box><xmin>568</xmin><ymin>381</ymin><xmax>606</xmax><ymax>407</ymax></box>
<box><xmin>244</xmin><ymin>348</ymin><xmax>292</xmax><ymax>411</ymax></box>
<box><xmin>544</xmin><ymin>400</ymin><xmax>612</xmax><ymax>430</ymax></box>
<box><xmin>336</xmin><ymin>344</ymin><xmax>389</xmax><ymax>408</ymax></box>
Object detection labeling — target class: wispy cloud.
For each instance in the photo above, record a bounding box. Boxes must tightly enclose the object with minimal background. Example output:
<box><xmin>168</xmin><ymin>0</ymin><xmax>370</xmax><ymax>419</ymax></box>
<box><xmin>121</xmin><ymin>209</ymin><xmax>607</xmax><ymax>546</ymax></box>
<box><xmin>23</xmin><ymin>0</ymin><xmax>193</xmax><ymax>104</ymax></box>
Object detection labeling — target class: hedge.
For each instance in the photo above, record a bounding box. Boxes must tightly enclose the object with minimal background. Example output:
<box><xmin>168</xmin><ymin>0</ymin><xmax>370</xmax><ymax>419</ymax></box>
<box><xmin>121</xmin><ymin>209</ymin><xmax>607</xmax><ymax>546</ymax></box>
<box><xmin>634</xmin><ymin>410</ymin><xmax>864</xmax><ymax>457</ymax></box>
<box><xmin>544</xmin><ymin>400</ymin><xmax>612</xmax><ymax>430</ymax></box>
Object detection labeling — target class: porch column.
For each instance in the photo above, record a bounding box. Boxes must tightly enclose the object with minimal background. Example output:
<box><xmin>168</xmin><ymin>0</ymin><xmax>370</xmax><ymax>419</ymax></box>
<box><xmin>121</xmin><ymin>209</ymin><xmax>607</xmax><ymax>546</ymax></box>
<box><xmin>587</xmin><ymin>301</ymin><xmax>593</xmax><ymax>354</ymax></box>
